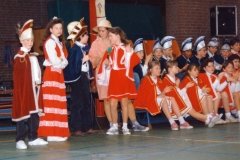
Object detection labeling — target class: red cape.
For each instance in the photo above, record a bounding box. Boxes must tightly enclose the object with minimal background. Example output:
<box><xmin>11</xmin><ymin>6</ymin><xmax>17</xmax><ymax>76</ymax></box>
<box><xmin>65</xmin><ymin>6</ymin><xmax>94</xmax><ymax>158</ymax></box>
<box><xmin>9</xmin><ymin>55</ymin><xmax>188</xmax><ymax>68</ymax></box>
<box><xmin>134</xmin><ymin>76</ymin><xmax>165</xmax><ymax>115</ymax></box>
<box><xmin>162</xmin><ymin>76</ymin><xmax>188</xmax><ymax>116</ymax></box>
<box><xmin>12</xmin><ymin>51</ymin><xmax>44</xmax><ymax>121</ymax></box>
<box><xmin>180</xmin><ymin>76</ymin><xmax>203</xmax><ymax>113</ymax></box>
<box><xmin>219</xmin><ymin>75</ymin><xmax>233</xmax><ymax>105</ymax></box>
<box><xmin>198</xmin><ymin>73</ymin><xmax>218</xmax><ymax>100</ymax></box>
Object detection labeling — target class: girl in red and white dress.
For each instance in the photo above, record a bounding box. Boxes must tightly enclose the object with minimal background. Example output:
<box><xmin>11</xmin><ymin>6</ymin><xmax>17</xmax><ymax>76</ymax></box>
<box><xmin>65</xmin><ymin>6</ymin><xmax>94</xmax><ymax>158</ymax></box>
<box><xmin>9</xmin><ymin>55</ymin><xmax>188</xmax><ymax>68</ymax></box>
<box><xmin>228</xmin><ymin>54</ymin><xmax>240</xmax><ymax>120</ymax></box>
<box><xmin>134</xmin><ymin>61</ymin><xmax>194</xmax><ymax>130</ymax></box>
<box><xmin>102</xmin><ymin>27</ymin><xmax>140</xmax><ymax>135</ymax></box>
<box><xmin>199</xmin><ymin>59</ymin><xmax>238</xmax><ymax>123</ymax></box>
<box><xmin>180</xmin><ymin>64</ymin><xmax>214</xmax><ymax>115</ymax></box>
<box><xmin>162</xmin><ymin>60</ymin><xmax>221</xmax><ymax>128</ymax></box>
<box><xmin>38</xmin><ymin>17</ymin><xmax>70</xmax><ymax>141</ymax></box>
<box><xmin>197</xmin><ymin>59</ymin><xmax>225</xmax><ymax>123</ymax></box>
<box><xmin>217</xmin><ymin>61</ymin><xmax>238</xmax><ymax>123</ymax></box>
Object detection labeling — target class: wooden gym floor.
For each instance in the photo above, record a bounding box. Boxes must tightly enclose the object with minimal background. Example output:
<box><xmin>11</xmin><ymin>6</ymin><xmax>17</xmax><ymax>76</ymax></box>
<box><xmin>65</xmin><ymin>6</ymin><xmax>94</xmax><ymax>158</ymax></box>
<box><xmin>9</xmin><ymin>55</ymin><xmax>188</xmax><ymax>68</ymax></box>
<box><xmin>0</xmin><ymin>120</ymin><xmax>240</xmax><ymax>160</ymax></box>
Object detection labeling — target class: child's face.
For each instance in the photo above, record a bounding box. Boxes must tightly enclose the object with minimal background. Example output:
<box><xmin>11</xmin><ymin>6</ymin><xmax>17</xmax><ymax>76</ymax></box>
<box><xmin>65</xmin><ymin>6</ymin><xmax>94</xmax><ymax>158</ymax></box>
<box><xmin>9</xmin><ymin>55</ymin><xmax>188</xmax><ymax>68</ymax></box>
<box><xmin>208</xmin><ymin>46</ymin><xmax>218</xmax><ymax>54</ymax></box>
<box><xmin>223</xmin><ymin>63</ymin><xmax>234</xmax><ymax>75</ymax></box>
<box><xmin>109</xmin><ymin>32</ymin><xmax>120</xmax><ymax>45</ymax></box>
<box><xmin>188</xmin><ymin>66</ymin><xmax>199</xmax><ymax>78</ymax></box>
<box><xmin>204</xmin><ymin>62</ymin><xmax>215</xmax><ymax>74</ymax></box>
<box><xmin>136</xmin><ymin>51</ymin><xmax>144</xmax><ymax>60</ymax></box>
<box><xmin>220</xmin><ymin>50</ymin><xmax>230</xmax><ymax>58</ymax></box>
<box><xmin>153</xmin><ymin>49</ymin><xmax>162</xmax><ymax>59</ymax></box>
<box><xmin>232</xmin><ymin>59</ymin><xmax>240</xmax><ymax>70</ymax></box>
<box><xmin>98</xmin><ymin>27</ymin><xmax>109</xmax><ymax>39</ymax></box>
<box><xmin>151</xmin><ymin>65</ymin><xmax>161</xmax><ymax>77</ymax></box>
<box><xmin>197</xmin><ymin>47</ymin><xmax>207</xmax><ymax>58</ymax></box>
<box><xmin>50</xmin><ymin>23</ymin><xmax>63</xmax><ymax>37</ymax></box>
<box><xmin>163</xmin><ymin>48</ymin><xmax>172</xmax><ymax>57</ymax></box>
<box><xmin>80</xmin><ymin>33</ymin><xmax>89</xmax><ymax>44</ymax></box>
<box><xmin>231</xmin><ymin>43</ymin><xmax>240</xmax><ymax>52</ymax></box>
<box><xmin>169</xmin><ymin>65</ymin><xmax>179</xmax><ymax>74</ymax></box>
<box><xmin>183</xmin><ymin>50</ymin><xmax>192</xmax><ymax>59</ymax></box>
<box><xmin>21</xmin><ymin>38</ymin><xmax>34</xmax><ymax>50</ymax></box>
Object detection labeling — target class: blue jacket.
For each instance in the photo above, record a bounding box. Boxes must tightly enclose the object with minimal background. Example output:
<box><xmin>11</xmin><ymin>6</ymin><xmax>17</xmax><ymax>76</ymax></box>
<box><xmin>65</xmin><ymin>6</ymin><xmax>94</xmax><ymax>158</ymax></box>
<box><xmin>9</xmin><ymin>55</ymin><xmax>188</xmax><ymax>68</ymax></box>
<box><xmin>64</xmin><ymin>44</ymin><xmax>94</xmax><ymax>83</ymax></box>
<box><xmin>133</xmin><ymin>60</ymin><xmax>145</xmax><ymax>80</ymax></box>
<box><xmin>176</xmin><ymin>55</ymin><xmax>191</xmax><ymax>69</ymax></box>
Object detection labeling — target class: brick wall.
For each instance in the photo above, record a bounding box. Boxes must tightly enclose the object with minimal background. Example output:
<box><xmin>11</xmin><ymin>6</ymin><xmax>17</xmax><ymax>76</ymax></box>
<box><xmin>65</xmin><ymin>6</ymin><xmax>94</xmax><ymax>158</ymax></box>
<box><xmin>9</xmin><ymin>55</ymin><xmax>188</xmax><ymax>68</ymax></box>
<box><xmin>166</xmin><ymin>0</ymin><xmax>240</xmax><ymax>47</ymax></box>
<box><xmin>0</xmin><ymin>0</ymin><xmax>52</xmax><ymax>81</ymax></box>
<box><xmin>0</xmin><ymin>0</ymin><xmax>240</xmax><ymax>81</ymax></box>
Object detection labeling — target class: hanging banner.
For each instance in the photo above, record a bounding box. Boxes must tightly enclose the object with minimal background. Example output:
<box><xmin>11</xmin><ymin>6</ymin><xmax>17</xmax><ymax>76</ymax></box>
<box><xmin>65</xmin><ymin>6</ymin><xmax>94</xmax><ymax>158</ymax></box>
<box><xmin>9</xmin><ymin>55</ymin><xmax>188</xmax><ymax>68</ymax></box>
<box><xmin>95</xmin><ymin>0</ymin><xmax>105</xmax><ymax>17</ymax></box>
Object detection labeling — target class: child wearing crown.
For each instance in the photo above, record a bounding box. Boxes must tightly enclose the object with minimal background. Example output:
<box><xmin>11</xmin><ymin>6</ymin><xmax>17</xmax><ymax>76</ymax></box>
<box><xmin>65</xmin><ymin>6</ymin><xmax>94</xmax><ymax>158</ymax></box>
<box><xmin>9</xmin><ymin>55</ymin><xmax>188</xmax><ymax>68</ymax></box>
<box><xmin>64</xmin><ymin>18</ymin><xmax>96</xmax><ymax>136</ymax></box>
<box><xmin>12</xmin><ymin>19</ymin><xmax>48</xmax><ymax>149</ymax></box>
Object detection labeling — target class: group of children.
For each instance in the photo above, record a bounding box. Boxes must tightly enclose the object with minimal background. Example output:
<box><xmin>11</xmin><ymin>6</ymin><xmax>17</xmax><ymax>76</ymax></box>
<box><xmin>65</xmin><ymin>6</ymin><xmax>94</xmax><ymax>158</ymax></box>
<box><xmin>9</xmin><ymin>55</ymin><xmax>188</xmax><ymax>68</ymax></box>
<box><xmin>132</xmin><ymin>35</ymin><xmax>240</xmax><ymax>130</ymax></box>
<box><xmin>12</xmin><ymin>16</ymin><xmax>240</xmax><ymax>150</ymax></box>
<box><xmin>12</xmin><ymin>17</ymin><xmax>96</xmax><ymax>149</ymax></box>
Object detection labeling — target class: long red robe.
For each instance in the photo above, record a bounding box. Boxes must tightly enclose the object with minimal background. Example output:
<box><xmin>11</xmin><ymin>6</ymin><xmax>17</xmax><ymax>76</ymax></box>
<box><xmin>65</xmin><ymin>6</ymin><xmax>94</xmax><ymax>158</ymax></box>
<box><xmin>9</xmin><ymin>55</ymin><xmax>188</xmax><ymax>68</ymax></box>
<box><xmin>12</xmin><ymin>50</ymin><xmax>44</xmax><ymax>121</ymax></box>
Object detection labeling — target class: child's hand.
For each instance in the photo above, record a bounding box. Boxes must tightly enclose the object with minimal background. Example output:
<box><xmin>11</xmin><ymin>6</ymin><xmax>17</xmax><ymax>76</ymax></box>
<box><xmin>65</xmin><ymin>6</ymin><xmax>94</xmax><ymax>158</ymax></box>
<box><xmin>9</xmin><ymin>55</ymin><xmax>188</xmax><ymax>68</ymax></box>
<box><xmin>228</xmin><ymin>76</ymin><xmax>237</xmax><ymax>83</ymax></box>
<box><xmin>82</xmin><ymin>54</ymin><xmax>89</xmax><ymax>62</ymax></box>
<box><xmin>87</xmin><ymin>74</ymin><xmax>94</xmax><ymax>80</ymax></box>
<box><xmin>233</xmin><ymin>74</ymin><xmax>239</xmax><ymax>82</ymax></box>
<box><xmin>185</xmin><ymin>82</ymin><xmax>194</xmax><ymax>89</ymax></box>
<box><xmin>218</xmin><ymin>72</ymin><xmax>225</xmax><ymax>80</ymax></box>
<box><xmin>201</xmin><ymin>85</ymin><xmax>210</xmax><ymax>93</ymax></box>
<box><xmin>219</xmin><ymin>65</ymin><xmax>222</xmax><ymax>70</ymax></box>
<box><xmin>125</xmin><ymin>43</ymin><xmax>132</xmax><ymax>52</ymax></box>
<box><xmin>104</xmin><ymin>59</ymin><xmax>110</xmax><ymax>66</ymax></box>
<box><xmin>163</xmin><ymin>86</ymin><xmax>172</xmax><ymax>94</ymax></box>
<box><xmin>182</xmin><ymin>64</ymin><xmax>189</xmax><ymax>71</ymax></box>
<box><xmin>145</xmin><ymin>53</ymin><xmax>153</xmax><ymax>64</ymax></box>
<box><xmin>233</xmin><ymin>72</ymin><xmax>240</xmax><ymax>81</ymax></box>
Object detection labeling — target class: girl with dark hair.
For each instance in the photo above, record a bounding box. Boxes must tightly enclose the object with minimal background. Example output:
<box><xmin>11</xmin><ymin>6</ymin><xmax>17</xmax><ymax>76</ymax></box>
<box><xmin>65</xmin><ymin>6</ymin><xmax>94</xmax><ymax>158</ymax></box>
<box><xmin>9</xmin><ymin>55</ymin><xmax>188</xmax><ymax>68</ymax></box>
<box><xmin>229</xmin><ymin>38</ymin><xmax>240</xmax><ymax>56</ymax></box>
<box><xmin>134</xmin><ymin>61</ymin><xmax>193</xmax><ymax>130</ymax></box>
<box><xmin>39</xmin><ymin>18</ymin><xmax>66</xmax><ymax>50</ymax></box>
<box><xmin>217</xmin><ymin>62</ymin><xmax>239</xmax><ymax>122</ymax></box>
<box><xmin>228</xmin><ymin>55</ymin><xmax>240</xmax><ymax>119</ymax></box>
<box><xmin>38</xmin><ymin>17</ymin><xmax>70</xmax><ymax>141</ymax></box>
<box><xmin>198</xmin><ymin>59</ymin><xmax>236</xmax><ymax>124</ymax></box>
<box><xmin>162</xmin><ymin>60</ymin><xmax>221</xmax><ymax>128</ymax></box>
<box><xmin>180</xmin><ymin>64</ymin><xmax>214</xmax><ymax>115</ymax></box>
<box><xmin>198</xmin><ymin>59</ymin><xmax>221</xmax><ymax>111</ymax></box>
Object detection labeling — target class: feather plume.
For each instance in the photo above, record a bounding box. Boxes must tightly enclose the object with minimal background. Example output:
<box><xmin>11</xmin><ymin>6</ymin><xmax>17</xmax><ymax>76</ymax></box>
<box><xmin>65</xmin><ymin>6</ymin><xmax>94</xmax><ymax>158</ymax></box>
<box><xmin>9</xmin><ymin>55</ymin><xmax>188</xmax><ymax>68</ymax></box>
<box><xmin>15</xmin><ymin>22</ymin><xmax>21</xmax><ymax>36</ymax></box>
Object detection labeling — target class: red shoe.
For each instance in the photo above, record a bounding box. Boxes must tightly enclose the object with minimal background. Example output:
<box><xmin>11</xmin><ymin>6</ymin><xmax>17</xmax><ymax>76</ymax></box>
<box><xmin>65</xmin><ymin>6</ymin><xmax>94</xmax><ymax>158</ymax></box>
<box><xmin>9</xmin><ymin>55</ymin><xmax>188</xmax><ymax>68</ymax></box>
<box><xmin>171</xmin><ymin>122</ymin><xmax>179</xmax><ymax>131</ymax></box>
<box><xmin>180</xmin><ymin>122</ymin><xmax>193</xmax><ymax>129</ymax></box>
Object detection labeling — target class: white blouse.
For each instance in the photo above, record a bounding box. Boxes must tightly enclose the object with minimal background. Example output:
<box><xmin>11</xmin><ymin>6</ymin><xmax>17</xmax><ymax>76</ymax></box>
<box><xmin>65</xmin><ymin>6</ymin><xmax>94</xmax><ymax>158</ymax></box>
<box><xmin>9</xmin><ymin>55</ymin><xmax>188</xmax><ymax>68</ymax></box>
<box><xmin>43</xmin><ymin>34</ymin><xmax>68</xmax><ymax>69</ymax></box>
